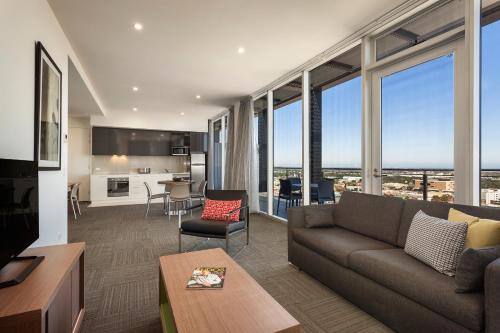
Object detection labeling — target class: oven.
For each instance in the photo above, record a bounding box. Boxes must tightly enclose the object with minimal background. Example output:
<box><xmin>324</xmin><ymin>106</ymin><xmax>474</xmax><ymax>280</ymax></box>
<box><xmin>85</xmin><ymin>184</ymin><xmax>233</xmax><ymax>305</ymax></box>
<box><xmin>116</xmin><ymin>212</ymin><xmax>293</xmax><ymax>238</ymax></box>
<box><xmin>107</xmin><ymin>177</ymin><xmax>129</xmax><ymax>197</ymax></box>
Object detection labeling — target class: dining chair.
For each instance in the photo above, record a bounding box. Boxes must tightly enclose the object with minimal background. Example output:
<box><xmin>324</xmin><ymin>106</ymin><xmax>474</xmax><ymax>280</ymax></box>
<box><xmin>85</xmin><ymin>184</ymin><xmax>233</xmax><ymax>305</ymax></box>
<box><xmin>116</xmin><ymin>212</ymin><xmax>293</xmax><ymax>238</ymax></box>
<box><xmin>144</xmin><ymin>182</ymin><xmax>169</xmax><ymax>217</ymax></box>
<box><xmin>69</xmin><ymin>183</ymin><xmax>81</xmax><ymax>220</ymax></box>
<box><xmin>190</xmin><ymin>180</ymin><xmax>207</xmax><ymax>204</ymax></box>
<box><xmin>276</xmin><ymin>179</ymin><xmax>302</xmax><ymax>214</ymax></box>
<box><xmin>168</xmin><ymin>184</ymin><xmax>192</xmax><ymax>220</ymax></box>
<box><xmin>317</xmin><ymin>180</ymin><xmax>335</xmax><ymax>204</ymax></box>
<box><xmin>288</xmin><ymin>177</ymin><xmax>303</xmax><ymax>206</ymax></box>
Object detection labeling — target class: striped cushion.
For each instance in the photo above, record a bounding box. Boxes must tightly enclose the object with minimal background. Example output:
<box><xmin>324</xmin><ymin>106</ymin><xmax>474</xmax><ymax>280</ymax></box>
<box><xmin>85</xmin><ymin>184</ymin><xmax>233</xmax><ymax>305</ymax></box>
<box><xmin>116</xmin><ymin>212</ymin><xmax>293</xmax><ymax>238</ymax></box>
<box><xmin>404</xmin><ymin>210</ymin><xmax>467</xmax><ymax>276</ymax></box>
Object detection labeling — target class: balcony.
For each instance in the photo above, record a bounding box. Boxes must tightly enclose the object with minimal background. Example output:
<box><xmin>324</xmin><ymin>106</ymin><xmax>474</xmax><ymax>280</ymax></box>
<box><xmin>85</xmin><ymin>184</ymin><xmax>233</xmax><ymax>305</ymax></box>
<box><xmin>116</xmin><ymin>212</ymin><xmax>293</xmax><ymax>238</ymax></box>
<box><xmin>382</xmin><ymin>169</ymin><xmax>454</xmax><ymax>202</ymax></box>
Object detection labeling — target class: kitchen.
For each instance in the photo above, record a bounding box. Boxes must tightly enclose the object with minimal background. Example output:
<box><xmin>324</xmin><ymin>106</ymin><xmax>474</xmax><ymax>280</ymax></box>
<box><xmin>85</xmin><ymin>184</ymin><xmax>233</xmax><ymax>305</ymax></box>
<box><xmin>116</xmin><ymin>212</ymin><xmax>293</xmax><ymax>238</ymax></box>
<box><xmin>88</xmin><ymin>127</ymin><xmax>207</xmax><ymax>207</ymax></box>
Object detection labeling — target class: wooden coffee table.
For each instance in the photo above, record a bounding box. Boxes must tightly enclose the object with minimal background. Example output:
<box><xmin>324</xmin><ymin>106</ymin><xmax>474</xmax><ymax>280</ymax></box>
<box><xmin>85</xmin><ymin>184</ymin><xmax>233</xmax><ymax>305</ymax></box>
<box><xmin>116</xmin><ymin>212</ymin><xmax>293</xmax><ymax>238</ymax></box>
<box><xmin>159</xmin><ymin>248</ymin><xmax>300</xmax><ymax>333</ymax></box>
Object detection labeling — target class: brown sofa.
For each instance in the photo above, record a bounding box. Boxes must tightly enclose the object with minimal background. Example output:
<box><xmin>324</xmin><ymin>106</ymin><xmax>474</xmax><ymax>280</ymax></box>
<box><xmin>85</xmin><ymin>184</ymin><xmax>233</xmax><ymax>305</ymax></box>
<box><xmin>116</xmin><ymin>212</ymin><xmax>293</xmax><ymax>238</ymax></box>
<box><xmin>288</xmin><ymin>191</ymin><xmax>500</xmax><ymax>333</ymax></box>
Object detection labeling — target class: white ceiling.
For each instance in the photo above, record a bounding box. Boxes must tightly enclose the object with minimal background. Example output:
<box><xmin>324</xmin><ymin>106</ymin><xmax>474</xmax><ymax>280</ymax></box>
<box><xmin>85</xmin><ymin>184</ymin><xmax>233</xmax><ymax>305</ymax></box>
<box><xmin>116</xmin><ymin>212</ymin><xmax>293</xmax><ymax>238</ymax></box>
<box><xmin>49</xmin><ymin>0</ymin><xmax>405</xmax><ymax>122</ymax></box>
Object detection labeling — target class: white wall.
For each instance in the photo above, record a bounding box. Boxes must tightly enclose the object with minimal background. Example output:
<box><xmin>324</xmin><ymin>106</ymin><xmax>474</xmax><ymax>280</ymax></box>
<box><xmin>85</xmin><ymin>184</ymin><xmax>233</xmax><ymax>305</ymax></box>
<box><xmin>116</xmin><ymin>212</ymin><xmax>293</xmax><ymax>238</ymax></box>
<box><xmin>69</xmin><ymin>117</ymin><xmax>91</xmax><ymax>201</ymax></box>
<box><xmin>0</xmin><ymin>0</ymin><xmax>103</xmax><ymax>246</ymax></box>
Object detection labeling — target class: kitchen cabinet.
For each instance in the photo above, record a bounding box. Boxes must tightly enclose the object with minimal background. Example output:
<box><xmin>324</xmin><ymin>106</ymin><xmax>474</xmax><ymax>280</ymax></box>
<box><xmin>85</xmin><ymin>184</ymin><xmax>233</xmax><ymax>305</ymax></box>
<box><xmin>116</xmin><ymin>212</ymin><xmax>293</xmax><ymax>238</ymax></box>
<box><xmin>190</xmin><ymin>132</ymin><xmax>208</xmax><ymax>153</ymax></box>
<box><xmin>170</xmin><ymin>132</ymin><xmax>189</xmax><ymax>147</ymax></box>
<box><xmin>92</xmin><ymin>127</ymin><xmax>190</xmax><ymax>156</ymax></box>
<box><xmin>92</xmin><ymin>127</ymin><xmax>129</xmax><ymax>155</ymax></box>
<box><xmin>90</xmin><ymin>173</ymin><xmax>173</xmax><ymax>207</ymax></box>
<box><xmin>90</xmin><ymin>175</ymin><xmax>108</xmax><ymax>201</ymax></box>
<box><xmin>128</xmin><ymin>130</ymin><xmax>170</xmax><ymax>156</ymax></box>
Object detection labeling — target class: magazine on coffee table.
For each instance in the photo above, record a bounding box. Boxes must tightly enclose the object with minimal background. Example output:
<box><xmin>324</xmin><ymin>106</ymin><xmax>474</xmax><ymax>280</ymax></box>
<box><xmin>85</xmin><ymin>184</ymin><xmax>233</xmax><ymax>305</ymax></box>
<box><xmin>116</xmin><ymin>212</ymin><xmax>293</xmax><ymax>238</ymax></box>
<box><xmin>186</xmin><ymin>267</ymin><xmax>226</xmax><ymax>289</ymax></box>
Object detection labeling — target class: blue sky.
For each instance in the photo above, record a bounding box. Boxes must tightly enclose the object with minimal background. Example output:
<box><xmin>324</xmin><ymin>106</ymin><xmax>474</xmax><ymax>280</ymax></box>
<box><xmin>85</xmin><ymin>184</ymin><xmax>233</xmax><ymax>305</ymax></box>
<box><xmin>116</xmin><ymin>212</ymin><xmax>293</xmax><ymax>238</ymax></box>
<box><xmin>481</xmin><ymin>20</ymin><xmax>500</xmax><ymax>169</ymax></box>
<box><xmin>272</xmin><ymin>20</ymin><xmax>500</xmax><ymax>170</ymax></box>
<box><xmin>381</xmin><ymin>54</ymin><xmax>454</xmax><ymax>169</ymax></box>
<box><xmin>274</xmin><ymin>100</ymin><xmax>302</xmax><ymax>168</ymax></box>
<box><xmin>322</xmin><ymin>77</ymin><xmax>362</xmax><ymax>168</ymax></box>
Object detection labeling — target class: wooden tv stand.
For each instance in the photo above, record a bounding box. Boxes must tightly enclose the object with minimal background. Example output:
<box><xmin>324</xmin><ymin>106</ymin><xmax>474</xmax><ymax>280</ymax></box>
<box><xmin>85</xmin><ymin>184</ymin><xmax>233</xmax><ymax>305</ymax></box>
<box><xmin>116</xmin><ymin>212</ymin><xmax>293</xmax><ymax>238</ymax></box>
<box><xmin>0</xmin><ymin>242</ymin><xmax>85</xmax><ymax>333</ymax></box>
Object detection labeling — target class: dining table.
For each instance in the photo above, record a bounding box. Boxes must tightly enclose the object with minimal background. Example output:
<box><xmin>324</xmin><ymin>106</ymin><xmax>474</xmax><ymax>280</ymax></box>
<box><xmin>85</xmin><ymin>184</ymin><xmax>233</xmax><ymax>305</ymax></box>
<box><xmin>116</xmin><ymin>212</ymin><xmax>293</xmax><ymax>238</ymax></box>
<box><xmin>157</xmin><ymin>180</ymin><xmax>195</xmax><ymax>216</ymax></box>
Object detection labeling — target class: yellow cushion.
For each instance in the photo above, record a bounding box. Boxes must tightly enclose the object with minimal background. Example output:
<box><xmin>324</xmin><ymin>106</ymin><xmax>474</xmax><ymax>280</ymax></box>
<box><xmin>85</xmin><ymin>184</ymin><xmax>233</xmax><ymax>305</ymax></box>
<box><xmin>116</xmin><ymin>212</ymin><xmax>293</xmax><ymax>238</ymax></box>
<box><xmin>448</xmin><ymin>208</ymin><xmax>479</xmax><ymax>225</ymax></box>
<box><xmin>448</xmin><ymin>208</ymin><xmax>500</xmax><ymax>248</ymax></box>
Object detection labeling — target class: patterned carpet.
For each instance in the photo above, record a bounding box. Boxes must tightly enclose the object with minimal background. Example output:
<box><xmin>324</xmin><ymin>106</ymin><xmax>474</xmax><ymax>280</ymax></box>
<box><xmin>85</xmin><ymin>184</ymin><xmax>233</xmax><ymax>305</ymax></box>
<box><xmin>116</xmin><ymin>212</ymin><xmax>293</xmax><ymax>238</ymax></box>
<box><xmin>69</xmin><ymin>203</ymin><xmax>392</xmax><ymax>333</ymax></box>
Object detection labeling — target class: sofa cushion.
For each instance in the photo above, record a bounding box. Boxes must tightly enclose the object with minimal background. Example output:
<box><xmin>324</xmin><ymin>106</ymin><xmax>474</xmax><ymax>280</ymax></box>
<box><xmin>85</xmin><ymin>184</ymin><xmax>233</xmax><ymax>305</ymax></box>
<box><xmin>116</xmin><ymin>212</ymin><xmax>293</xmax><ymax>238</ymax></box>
<box><xmin>455</xmin><ymin>246</ymin><xmax>500</xmax><ymax>293</ymax></box>
<box><xmin>349</xmin><ymin>248</ymin><xmax>484</xmax><ymax>332</ymax></box>
<box><xmin>404</xmin><ymin>210</ymin><xmax>467</xmax><ymax>276</ymax></box>
<box><xmin>181</xmin><ymin>218</ymin><xmax>245</xmax><ymax>236</ymax></box>
<box><xmin>398</xmin><ymin>199</ymin><xmax>500</xmax><ymax>248</ymax></box>
<box><xmin>291</xmin><ymin>227</ymin><xmax>393</xmax><ymax>267</ymax></box>
<box><xmin>333</xmin><ymin>191</ymin><xmax>404</xmax><ymax>245</ymax></box>
<box><xmin>448</xmin><ymin>208</ymin><xmax>500</xmax><ymax>249</ymax></box>
<box><xmin>304</xmin><ymin>205</ymin><xmax>335</xmax><ymax>228</ymax></box>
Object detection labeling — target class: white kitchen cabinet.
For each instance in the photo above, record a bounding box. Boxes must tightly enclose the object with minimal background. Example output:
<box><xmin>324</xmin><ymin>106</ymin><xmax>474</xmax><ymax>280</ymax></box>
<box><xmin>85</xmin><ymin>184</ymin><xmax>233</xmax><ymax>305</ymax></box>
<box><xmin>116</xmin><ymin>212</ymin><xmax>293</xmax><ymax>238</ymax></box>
<box><xmin>90</xmin><ymin>175</ymin><xmax>108</xmax><ymax>201</ymax></box>
<box><xmin>90</xmin><ymin>173</ymin><xmax>175</xmax><ymax>207</ymax></box>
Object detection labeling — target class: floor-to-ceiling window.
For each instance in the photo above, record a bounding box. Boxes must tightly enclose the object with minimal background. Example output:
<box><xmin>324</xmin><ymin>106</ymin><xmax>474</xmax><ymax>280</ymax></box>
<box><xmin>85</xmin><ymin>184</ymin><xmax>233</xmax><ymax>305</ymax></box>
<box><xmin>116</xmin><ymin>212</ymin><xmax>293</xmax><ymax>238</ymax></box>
<box><xmin>309</xmin><ymin>46</ymin><xmax>362</xmax><ymax>204</ymax></box>
<box><xmin>379</xmin><ymin>55</ymin><xmax>455</xmax><ymax>202</ymax></box>
<box><xmin>480</xmin><ymin>0</ymin><xmax>500</xmax><ymax>206</ymax></box>
<box><xmin>273</xmin><ymin>78</ymin><xmax>302</xmax><ymax>219</ymax></box>
<box><xmin>369</xmin><ymin>0</ymin><xmax>466</xmax><ymax>202</ymax></box>
<box><xmin>210</xmin><ymin>115</ymin><xmax>228</xmax><ymax>190</ymax></box>
<box><xmin>254</xmin><ymin>95</ymin><xmax>268</xmax><ymax>213</ymax></box>
<box><xmin>212</xmin><ymin>119</ymin><xmax>224</xmax><ymax>190</ymax></box>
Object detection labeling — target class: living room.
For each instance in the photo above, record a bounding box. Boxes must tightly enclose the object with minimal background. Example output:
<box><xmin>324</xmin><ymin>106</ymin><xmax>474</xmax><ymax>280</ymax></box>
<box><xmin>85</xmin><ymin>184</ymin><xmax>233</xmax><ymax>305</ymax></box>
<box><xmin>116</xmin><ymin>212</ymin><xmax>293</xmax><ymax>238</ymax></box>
<box><xmin>1</xmin><ymin>0</ymin><xmax>500</xmax><ymax>333</ymax></box>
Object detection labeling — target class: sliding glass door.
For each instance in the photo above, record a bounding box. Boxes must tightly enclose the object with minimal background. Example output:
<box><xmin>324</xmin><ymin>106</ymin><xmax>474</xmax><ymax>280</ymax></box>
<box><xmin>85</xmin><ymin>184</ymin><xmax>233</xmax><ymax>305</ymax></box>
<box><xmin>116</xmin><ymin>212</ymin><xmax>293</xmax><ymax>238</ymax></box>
<box><xmin>273</xmin><ymin>77</ymin><xmax>303</xmax><ymax>219</ymax></box>
<box><xmin>371</xmin><ymin>42</ymin><xmax>464</xmax><ymax>202</ymax></box>
<box><xmin>481</xmin><ymin>1</ymin><xmax>500</xmax><ymax>206</ymax></box>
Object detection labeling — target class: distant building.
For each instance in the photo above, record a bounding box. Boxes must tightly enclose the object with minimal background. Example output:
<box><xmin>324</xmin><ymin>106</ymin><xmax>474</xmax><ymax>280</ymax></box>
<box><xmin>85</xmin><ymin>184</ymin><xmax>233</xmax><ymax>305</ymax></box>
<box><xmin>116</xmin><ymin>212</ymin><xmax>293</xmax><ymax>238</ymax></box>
<box><xmin>414</xmin><ymin>179</ymin><xmax>454</xmax><ymax>192</ymax></box>
<box><xmin>482</xmin><ymin>189</ymin><xmax>500</xmax><ymax>206</ymax></box>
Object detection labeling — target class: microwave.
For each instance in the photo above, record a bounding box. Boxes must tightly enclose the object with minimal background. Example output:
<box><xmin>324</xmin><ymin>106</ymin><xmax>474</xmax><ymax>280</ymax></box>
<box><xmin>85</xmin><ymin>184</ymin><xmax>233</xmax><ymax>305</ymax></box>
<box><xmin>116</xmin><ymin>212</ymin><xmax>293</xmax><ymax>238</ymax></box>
<box><xmin>172</xmin><ymin>146</ymin><xmax>189</xmax><ymax>156</ymax></box>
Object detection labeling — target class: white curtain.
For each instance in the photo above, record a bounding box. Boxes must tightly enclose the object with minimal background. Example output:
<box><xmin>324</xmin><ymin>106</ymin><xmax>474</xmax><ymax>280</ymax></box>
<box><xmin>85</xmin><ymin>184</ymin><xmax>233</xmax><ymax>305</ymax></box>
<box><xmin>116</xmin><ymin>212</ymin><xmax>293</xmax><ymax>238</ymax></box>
<box><xmin>224</xmin><ymin>97</ymin><xmax>259</xmax><ymax>212</ymax></box>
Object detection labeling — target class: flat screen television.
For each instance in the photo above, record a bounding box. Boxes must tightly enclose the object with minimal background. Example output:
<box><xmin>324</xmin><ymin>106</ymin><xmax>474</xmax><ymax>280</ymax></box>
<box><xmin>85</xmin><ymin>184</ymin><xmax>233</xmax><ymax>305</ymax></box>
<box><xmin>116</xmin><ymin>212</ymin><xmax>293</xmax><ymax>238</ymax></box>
<box><xmin>0</xmin><ymin>158</ymin><xmax>39</xmax><ymax>271</ymax></box>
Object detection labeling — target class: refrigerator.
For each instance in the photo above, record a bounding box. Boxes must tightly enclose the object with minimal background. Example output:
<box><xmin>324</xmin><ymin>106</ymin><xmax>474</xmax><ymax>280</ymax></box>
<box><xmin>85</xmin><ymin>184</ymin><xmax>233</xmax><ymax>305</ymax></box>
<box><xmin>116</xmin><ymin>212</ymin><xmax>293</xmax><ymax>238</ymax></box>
<box><xmin>190</xmin><ymin>153</ymin><xmax>206</xmax><ymax>192</ymax></box>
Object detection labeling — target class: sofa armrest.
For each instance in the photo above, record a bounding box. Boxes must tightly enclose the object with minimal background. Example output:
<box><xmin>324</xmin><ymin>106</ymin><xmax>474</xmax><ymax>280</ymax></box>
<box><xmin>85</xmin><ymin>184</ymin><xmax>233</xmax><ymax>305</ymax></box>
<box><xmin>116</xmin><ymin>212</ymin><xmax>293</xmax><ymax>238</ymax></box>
<box><xmin>486</xmin><ymin>257</ymin><xmax>500</xmax><ymax>333</ymax></box>
<box><xmin>287</xmin><ymin>206</ymin><xmax>307</xmax><ymax>230</ymax></box>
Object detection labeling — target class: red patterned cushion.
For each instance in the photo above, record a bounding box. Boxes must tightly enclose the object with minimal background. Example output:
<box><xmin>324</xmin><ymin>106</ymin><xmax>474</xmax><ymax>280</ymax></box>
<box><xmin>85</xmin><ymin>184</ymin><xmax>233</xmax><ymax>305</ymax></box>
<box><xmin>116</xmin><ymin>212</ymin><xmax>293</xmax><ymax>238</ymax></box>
<box><xmin>201</xmin><ymin>199</ymin><xmax>242</xmax><ymax>222</ymax></box>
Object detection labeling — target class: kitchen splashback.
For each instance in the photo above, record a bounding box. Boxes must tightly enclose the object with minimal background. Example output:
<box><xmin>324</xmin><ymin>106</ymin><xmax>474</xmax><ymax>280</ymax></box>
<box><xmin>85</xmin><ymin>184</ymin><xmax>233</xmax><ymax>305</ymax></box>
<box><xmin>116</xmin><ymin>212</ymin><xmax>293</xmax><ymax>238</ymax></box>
<box><xmin>92</xmin><ymin>155</ymin><xmax>188</xmax><ymax>174</ymax></box>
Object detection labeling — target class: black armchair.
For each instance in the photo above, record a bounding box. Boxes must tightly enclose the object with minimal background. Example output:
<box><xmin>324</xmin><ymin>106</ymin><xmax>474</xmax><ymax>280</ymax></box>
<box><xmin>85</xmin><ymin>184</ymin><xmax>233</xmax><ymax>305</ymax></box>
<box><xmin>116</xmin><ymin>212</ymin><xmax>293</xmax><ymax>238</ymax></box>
<box><xmin>178</xmin><ymin>190</ymin><xmax>249</xmax><ymax>253</ymax></box>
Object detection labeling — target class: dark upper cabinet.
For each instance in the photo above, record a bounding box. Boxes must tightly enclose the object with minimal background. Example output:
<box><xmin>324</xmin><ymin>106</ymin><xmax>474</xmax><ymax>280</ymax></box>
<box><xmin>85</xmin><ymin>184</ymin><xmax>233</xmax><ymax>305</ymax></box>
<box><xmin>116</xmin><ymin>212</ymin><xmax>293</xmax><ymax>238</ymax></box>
<box><xmin>92</xmin><ymin>127</ymin><xmax>190</xmax><ymax>156</ymax></box>
<box><xmin>171</xmin><ymin>132</ymin><xmax>190</xmax><ymax>147</ymax></box>
<box><xmin>190</xmin><ymin>132</ymin><xmax>208</xmax><ymax>153</ymax></box>
<box><xmin>92</xmin><ymin>127</ymin><xmax>127</xmax><ymax>155</ymax></box>
<box><xmin>128</xmin><ymin>130</ymin><xmax>171</xmax><ymax>156</ymax></box>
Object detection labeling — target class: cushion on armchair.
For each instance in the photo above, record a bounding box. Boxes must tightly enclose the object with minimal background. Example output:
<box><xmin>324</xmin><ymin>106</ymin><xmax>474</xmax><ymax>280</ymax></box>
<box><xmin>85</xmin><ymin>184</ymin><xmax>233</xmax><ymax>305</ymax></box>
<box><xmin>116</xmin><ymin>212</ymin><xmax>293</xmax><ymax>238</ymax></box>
<box><xmin>201</xmin><ymin>199</ymin><xmax>242</xmax><ymax>222</ymax></box>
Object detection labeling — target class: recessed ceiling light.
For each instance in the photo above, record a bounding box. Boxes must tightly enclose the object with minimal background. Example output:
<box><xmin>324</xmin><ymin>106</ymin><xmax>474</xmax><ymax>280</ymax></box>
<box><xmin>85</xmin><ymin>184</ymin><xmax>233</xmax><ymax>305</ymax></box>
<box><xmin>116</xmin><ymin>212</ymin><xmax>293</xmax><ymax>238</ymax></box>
<box><xmin>195</xmin><ymin>95</ymin><xmax>201</xmax><ymax>99</ymax></box>
<box><xmin>133</xmin><ymin>23</ymin><xmax>143</xmax><ymax>31</ymax></box>
<box><xmin>237</xmin><ymin>47</ymin><xmax>245</xmax><ymax>54</ymax></box>
<box><xmin>132</xmin><ymin>107</ymin><xmax>138</xmax><ymax>112</ymax></box>
<box><xmin>132</xmin><ymin>86</ymin><xmax>139</xmax><ymax>92</ymax></box>
<box><xmin>180</xmin><ymin>112</ymin><xmax>185</xmax><ymax>116</ymax></box>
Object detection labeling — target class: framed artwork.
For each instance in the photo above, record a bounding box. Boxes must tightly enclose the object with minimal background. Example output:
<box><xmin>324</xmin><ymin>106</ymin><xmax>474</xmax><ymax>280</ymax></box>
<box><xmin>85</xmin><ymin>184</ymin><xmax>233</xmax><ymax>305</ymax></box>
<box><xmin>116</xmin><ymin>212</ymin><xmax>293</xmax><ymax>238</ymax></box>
<box><xmin>34</xmin><ymin>41</ymin><xmax>62</xmax><ymax>170</ymax></box>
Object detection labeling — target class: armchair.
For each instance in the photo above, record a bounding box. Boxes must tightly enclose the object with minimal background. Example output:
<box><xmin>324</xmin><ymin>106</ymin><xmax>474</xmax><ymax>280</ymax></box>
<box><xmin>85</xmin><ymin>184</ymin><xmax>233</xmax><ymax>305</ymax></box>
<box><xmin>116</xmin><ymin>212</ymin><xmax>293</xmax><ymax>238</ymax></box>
<box><xmin>178</xmin><ymin>190</ymin><xmax>249</xmax><ymax>253</ymax></box>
